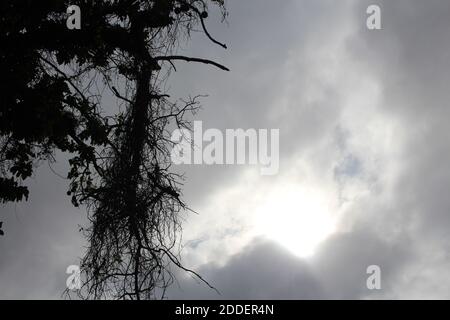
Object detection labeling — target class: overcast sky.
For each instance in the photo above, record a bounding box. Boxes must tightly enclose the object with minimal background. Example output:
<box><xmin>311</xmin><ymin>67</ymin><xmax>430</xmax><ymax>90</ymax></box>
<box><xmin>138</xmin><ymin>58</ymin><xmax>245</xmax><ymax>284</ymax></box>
<box><xmin>2</xmin><ymin>0</ymin><xmax>450</xmax><ymax>299</ymax></box>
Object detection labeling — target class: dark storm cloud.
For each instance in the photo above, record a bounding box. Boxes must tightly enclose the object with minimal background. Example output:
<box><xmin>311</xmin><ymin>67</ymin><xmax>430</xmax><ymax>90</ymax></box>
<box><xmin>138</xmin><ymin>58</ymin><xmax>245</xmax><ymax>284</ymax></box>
<box><xmin>169</xmin><ymin>229</ymin><xmax>411</xmax><ymax>299</ymax></box>
<box><xmin>168</xmin><ymin>239</ymin><xmax>325</xmax><ymax>299</ymax></box>
<box><xmin>310</xmin><ymin>228</ymin><xmax>412</xmax><ymax>299</ymax></box>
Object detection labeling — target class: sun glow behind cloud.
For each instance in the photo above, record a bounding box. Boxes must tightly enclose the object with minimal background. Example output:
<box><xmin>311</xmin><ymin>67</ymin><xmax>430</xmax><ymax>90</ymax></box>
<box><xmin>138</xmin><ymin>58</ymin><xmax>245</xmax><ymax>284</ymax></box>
<box><xmin>254</xmin><ymin>182</ymin><xmax>337</xmax><ymax>257</ymax></box>
<box><xmin>181</xmin><ymin>163</ymin><xmax>343</xmax><ymax>266</ymax></box>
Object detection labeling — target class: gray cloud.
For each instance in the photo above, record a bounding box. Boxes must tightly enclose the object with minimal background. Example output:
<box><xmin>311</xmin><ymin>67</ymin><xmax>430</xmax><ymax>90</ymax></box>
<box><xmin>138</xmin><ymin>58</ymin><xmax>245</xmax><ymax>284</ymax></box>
<box><xmin>169</xmin><ymin>0</ymin><xmax>450</xmax><ymax>299</ymax></box>
<box><xmin>0</xmin><ymin>160</ymin><xmax>85</xmax><ymax>299</ymax></box>
<box><xmin>168</xmin><ymin>238</ymin><xmax>325</xmax><ymax>299</ymax></box>
<box><xmin>169</xmin><ymin>227</ymin><xmax>411</xmax><ymax>299</ymax></box>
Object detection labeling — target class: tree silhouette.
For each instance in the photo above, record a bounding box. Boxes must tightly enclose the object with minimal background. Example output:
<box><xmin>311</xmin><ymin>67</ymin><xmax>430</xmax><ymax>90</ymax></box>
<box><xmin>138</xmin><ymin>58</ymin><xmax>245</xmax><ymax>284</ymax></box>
<box><xmin>0</xmin><ymin>0</ymin><xmax>228</xmax><ymax>299</ymax></box>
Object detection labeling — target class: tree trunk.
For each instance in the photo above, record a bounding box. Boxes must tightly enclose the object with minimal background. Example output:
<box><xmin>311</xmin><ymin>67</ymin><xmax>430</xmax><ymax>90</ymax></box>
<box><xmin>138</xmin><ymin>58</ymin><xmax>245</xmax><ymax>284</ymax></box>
<box><xmin>127</xmin><ymin>71</ymin><xmax>151</xmax><ymax>300</ymax></box>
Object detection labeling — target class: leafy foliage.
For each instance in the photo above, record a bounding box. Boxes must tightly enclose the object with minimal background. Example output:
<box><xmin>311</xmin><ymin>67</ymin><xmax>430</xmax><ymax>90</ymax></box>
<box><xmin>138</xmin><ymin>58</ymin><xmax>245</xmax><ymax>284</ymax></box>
<box><xmin>0</xmin><ymin>0</ymin><xmax>228</xmax><ymax>299</ymax></box>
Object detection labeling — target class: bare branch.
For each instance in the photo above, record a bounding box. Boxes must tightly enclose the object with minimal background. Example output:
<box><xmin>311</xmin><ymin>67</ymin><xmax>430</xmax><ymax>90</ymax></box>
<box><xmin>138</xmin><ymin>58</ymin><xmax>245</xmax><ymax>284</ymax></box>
<box><xmin>154</xmin><ymin>56</ymin><xmax>230</xmax><ymax>71</ymax></box>
<box><xmin>111</xmin><ymin>86</ymin><xmax>133</xmax><ymax>104</ymax></box>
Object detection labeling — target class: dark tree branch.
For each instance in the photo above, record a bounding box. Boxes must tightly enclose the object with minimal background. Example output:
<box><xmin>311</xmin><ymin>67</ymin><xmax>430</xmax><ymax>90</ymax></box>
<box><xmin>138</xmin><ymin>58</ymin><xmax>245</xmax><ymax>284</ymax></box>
<box><xmin>177</xmin><ymin>0</ymin><xmax>228</xmax><ymax>49</ymax></box>
<box><xmin>154</xmin><ymin>56</ymin><xmax>230</xmax><ymax>71</ymax></box>
<box><xmin>111</xmin><ymin>86</ymin><xmax>133</xmax><ymax>104</ymax></box>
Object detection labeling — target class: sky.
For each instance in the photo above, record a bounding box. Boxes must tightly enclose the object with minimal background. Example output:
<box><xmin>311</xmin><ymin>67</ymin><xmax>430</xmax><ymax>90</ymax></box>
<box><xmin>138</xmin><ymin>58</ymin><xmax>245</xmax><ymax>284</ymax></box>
<box><xmin>2</xmin><ymin>0</ymin><xmax>450</xmax><ymax>299</ymax></box>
